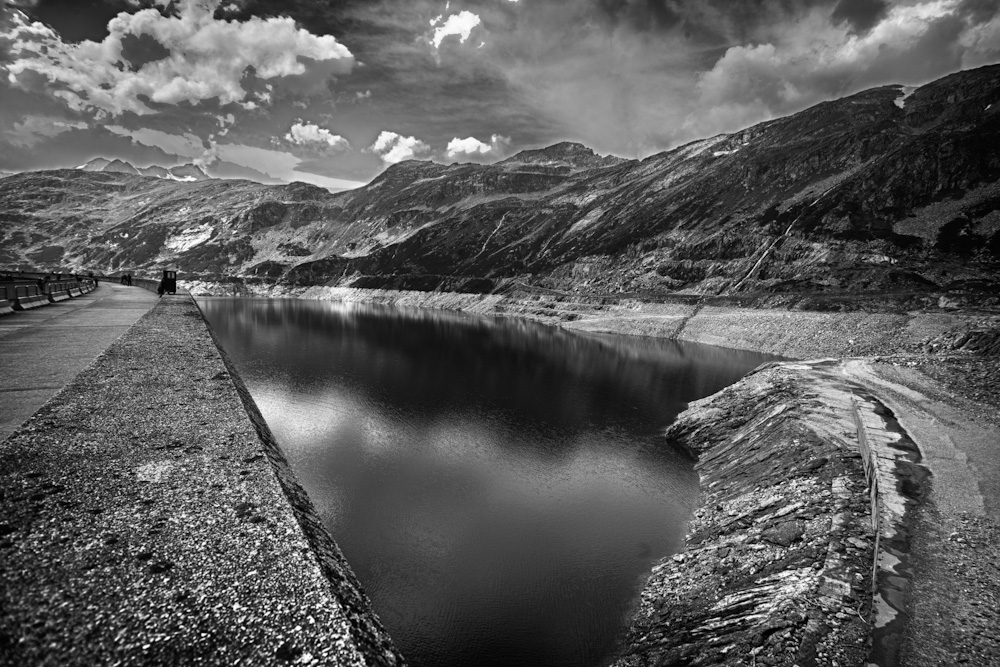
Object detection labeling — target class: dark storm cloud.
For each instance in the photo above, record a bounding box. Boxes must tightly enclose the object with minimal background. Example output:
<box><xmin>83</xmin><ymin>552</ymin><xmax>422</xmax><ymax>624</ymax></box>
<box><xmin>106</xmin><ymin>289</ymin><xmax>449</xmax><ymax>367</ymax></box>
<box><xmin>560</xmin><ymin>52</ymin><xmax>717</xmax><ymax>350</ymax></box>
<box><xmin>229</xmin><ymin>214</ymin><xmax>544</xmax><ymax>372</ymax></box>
<box><xmin>831</xmin><ymin>0</ymin><xmax>889</xmax><ymax>33</ymax></box>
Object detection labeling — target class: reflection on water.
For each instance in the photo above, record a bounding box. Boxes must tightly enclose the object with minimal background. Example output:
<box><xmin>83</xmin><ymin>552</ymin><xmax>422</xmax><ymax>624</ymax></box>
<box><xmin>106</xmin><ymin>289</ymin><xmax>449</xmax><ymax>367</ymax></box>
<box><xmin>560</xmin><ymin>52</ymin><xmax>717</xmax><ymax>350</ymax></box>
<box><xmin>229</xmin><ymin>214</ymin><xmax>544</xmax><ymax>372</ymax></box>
<box><xmin>198</xmin><ymin>298</ymin><xmax>776</xmax><ymax>667</ymax></box>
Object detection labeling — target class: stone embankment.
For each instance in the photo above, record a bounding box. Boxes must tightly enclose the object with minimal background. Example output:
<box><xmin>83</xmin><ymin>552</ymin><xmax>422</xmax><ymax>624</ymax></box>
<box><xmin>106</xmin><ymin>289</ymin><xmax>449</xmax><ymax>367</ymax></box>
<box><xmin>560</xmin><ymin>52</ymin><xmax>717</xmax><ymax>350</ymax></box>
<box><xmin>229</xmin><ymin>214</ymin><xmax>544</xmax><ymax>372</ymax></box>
<box><xmin>0</xmin><ymin>295</ymin><xmax>402</xmax><ymax>666</ymax></box>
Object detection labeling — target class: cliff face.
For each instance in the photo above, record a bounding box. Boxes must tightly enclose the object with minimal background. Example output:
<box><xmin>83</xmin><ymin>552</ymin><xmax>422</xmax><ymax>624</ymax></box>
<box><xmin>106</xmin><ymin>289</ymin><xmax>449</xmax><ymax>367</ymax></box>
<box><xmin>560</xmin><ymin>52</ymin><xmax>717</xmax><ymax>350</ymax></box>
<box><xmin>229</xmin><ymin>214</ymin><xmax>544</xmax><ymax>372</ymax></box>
<box><xmin>2</xmin><ymin>66</ymin><xmax>998</xmax><ymax>299</ymax></box>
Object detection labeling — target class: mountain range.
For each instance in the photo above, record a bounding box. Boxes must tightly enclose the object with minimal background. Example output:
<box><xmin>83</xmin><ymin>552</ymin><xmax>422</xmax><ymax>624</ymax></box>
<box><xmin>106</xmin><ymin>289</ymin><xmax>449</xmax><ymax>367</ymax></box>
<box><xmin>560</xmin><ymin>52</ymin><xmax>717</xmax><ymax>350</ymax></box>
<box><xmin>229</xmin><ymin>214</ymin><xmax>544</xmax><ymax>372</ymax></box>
<box><xmin>77</xmin><ymin>158</ymin><xmax>210</xmax><ymax>182</ymax></box>
<box><xmin>1</xmin><ymin>64</ymin><xmax>998</xmax><ymax>304</ymax></box>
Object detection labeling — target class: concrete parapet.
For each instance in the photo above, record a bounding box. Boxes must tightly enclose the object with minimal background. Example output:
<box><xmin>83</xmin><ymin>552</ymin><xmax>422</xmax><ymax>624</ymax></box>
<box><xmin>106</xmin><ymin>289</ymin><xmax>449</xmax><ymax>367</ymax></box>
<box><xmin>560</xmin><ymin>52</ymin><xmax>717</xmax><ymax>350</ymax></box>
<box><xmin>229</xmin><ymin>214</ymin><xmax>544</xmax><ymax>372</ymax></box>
<box><xmin>13</xmin><ymin>294</ymin><xmax>50</xmax><ymax>310</ymax></box>
<box><xmin>68</xmin><ymin>287</ymin><xmax>83</xmax><ymax>297</ymax></box>
<box><xmin>0</xmin><ymin>294</ymin><xmax>403</xmax><ymax>666</ymax></box>
<box><xmin>0</xmin><ymin>301</ymin><xmax>14</xmax><ymax>316</ymax></box>
<box><xmin>48</xmin><ymin>290</ymin><xmax>71</xmax><ymax>302</ymax></box>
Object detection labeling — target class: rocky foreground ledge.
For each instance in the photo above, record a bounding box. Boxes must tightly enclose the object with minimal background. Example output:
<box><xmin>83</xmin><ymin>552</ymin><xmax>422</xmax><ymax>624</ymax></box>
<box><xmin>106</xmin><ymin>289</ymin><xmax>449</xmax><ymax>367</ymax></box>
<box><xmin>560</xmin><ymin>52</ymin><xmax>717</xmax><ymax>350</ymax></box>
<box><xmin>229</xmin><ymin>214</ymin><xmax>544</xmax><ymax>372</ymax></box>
<box><xmin>0</xmin><ymin>295</ymin><xmax>402</xmax><ymax>666</ymax></box>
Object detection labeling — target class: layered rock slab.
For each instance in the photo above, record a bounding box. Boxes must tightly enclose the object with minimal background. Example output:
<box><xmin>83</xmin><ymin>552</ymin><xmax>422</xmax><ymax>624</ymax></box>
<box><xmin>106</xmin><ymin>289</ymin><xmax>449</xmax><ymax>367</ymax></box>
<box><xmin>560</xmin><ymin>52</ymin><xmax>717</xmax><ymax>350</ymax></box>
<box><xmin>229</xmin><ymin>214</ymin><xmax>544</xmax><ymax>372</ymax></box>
<box><xmin>613</xmin><ymin>361</ymin><xmax>887</xmax><ymax>667</ymax></box>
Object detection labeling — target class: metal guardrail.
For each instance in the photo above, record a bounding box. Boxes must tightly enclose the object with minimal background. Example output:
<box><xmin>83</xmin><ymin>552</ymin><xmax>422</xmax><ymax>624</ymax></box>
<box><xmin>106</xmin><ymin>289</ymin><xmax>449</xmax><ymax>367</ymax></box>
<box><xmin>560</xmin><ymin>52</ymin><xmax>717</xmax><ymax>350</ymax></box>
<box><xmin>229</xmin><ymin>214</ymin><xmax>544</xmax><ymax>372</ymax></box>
<box><xmin>851</xmin><ymin>398</ymin><xmax>883</xmax><ymax>597</ymax></box>
<box><xmin>1</xmin><ymin>276</ymin><xmax>97</xmax><ymax>312</ymax></box>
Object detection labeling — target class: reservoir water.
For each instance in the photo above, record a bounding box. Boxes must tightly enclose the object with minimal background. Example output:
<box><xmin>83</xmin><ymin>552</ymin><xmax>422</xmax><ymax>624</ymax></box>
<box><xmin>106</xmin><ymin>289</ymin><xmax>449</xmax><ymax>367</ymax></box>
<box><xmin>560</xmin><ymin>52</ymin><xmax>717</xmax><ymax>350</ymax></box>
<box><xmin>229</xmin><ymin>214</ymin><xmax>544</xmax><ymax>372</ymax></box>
<box><xmin>197</xmin><ymin>298</ymin><xmax>776</xmax><ymax>667</ymax></box>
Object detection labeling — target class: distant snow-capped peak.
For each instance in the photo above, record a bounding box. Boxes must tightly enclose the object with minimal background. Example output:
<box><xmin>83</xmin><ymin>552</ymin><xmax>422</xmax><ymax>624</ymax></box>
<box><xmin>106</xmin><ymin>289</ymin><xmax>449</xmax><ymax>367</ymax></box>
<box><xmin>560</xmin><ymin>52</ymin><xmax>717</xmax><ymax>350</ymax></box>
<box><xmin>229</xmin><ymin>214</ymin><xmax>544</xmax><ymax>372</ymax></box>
<box><xmin>77</xmin><ymin>157</ymin><xmax>210</xmax><ymax>182</ymax></box>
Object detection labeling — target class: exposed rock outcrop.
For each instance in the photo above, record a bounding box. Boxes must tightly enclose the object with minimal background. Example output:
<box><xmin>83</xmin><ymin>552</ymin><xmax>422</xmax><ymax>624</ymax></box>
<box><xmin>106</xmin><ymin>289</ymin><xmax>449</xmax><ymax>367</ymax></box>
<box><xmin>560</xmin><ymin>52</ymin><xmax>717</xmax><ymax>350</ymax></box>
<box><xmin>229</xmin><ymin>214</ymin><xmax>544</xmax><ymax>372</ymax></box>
<box><xmin>612</xmin><ymin>360</ymin><xmax>925</xmax><ymax>667</ymax></box>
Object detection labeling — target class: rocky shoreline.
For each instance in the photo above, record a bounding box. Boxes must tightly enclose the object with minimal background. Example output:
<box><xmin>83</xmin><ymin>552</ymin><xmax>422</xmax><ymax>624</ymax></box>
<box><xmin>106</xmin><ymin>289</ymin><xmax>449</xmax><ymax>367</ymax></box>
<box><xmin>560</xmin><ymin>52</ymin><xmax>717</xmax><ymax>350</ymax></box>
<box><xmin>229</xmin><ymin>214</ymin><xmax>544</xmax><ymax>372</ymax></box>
<box><xmin>186</xmin><ymin>282</ymin><xmax>995</xmax><ymax>359</ymax></box>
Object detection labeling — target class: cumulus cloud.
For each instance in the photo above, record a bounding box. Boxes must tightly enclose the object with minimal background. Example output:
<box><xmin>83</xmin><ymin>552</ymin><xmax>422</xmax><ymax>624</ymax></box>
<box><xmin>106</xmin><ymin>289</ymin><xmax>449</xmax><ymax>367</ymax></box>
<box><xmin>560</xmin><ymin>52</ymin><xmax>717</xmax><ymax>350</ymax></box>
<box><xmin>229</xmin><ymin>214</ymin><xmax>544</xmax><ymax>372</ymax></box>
<box><xmin>1</xmin><ymin>0</ymin><xmax>353</xmax><ymax>116</ymax></box>
<box><xmin>367</xmin><ymin>130</ymin><xmax>430</xmax><ymax>164</ymax></box>
<box><xmin>430</xmin><ymin>10</ymin><xmax>481</xmax><ymax>48</ymax></box>
<box><xmin>445</xmin><ymin>134</ymin><xmax>510</xmax><ymax>161</ymax></box>
<box><xmin>285</xmin><ymin>121</ymin><xmax>350</xmax><ymax>150</ymax></box>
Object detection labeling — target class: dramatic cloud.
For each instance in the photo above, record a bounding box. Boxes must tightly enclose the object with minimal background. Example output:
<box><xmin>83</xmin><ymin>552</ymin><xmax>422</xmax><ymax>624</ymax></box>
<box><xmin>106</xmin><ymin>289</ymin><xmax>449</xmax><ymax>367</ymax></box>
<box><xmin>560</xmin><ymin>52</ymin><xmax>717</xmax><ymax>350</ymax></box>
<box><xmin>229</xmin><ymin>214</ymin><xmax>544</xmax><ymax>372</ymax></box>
<box><xmin>430</xmin><ymin>10</ymin><xmax>481</xmax><ymax>48</ymax></box>
<box><xmin>2</xmin><ymin>0</ymin><xmax>1000</xmax><ymax>182</ymax></box>
<box><xmin>687</xmin><ymin>0</ymin><xmax>1000</xmax><ymax>137</ymax></box>
<box><xmin>2</xmin><ymin>0</ymin><xmax>353</xmax><ymax>116</ymax></box>
<box><xmin>367</xmin><ymin>130</ymin><xmax>430</xmax><ymax>164</ymax></box>
<box><xmin>445</xmin><ymin>133</ymin><xmax>510</xmax><ymax>161</ymax></box>
<box><xmin>285</xmin><ymin>121</ymin><xmax>350</xmax><ymax>150</ymax></box>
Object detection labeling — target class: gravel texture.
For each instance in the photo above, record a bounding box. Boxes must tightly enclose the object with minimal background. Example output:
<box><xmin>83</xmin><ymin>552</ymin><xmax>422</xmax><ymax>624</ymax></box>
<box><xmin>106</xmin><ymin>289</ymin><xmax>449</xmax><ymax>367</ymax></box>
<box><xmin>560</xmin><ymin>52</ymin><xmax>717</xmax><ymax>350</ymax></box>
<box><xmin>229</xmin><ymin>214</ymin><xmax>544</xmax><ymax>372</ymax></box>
<box><xmin>0</xmin><ymin>295</ymin><xmax>403</xmax><ymax>667</ymax></box>
<box><xmin>901</xmin><ymin>510</ymin><xmax>1000</xmax><ymax>666</ymax></box>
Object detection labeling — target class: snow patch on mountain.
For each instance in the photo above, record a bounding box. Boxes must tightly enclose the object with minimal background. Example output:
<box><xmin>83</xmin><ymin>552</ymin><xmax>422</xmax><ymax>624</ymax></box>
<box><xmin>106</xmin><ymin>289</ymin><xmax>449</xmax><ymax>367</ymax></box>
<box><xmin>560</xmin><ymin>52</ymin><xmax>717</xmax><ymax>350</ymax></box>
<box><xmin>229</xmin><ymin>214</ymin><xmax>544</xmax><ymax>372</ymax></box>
<box><xmin>894</xmin><ymin>85</ymin><xmax>916</xmax><ymax>109</ymax></box>
<box><xmin>165</xmin><ymin>224</ymin><xmax>214</xmax><ymax>252</ymax></box>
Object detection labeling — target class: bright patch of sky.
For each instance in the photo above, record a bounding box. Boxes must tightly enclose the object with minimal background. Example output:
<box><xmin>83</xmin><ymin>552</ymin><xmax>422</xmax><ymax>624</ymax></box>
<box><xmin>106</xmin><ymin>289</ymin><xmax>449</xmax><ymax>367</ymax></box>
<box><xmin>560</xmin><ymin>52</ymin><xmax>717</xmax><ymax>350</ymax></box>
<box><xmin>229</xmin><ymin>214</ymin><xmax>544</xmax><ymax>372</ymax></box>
<box><xmin>430</xmin><ymin>10</ymin><xmax>481</xmax><ymax>49</ymax></box>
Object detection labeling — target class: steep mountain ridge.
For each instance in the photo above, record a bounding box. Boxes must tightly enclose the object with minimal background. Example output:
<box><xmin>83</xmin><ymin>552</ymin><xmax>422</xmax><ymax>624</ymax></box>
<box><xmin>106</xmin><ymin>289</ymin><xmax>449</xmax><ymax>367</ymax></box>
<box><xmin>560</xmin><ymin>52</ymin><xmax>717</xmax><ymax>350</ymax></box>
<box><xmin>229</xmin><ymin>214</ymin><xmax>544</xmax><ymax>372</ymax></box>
<box><xmin>2</xmin><ymin>65</ymin><xmax>998</xmax><ymax>303</ymax></box>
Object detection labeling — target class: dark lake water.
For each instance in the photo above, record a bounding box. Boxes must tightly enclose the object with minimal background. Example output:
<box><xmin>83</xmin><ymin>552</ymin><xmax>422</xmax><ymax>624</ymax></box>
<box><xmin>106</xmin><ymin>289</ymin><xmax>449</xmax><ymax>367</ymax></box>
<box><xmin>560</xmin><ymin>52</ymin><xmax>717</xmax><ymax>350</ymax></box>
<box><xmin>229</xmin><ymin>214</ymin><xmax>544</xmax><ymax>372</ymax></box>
<box><xmin>197</xmin><ymin>298</ymin><xmax>776</xmax><ymax>667</ymax></box>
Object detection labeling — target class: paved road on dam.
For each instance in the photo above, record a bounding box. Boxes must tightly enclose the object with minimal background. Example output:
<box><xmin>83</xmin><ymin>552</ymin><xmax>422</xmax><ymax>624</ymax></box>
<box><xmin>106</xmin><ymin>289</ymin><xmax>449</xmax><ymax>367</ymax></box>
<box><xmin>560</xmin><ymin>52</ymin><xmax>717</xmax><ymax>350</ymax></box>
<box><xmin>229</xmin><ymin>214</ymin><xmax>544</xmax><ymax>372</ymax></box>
<box><xmin>0</xmin><ymin>282</ymin><xmax>158</xmax><ymax>441</ymax></box>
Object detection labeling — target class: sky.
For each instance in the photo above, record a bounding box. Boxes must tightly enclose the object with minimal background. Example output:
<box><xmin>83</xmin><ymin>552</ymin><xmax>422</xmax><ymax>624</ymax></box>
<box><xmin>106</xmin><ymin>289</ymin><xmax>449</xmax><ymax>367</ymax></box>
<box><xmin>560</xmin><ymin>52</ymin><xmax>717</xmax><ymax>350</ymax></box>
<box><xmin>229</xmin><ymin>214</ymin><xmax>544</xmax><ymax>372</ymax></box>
<box><xmin>1</xmin><ymin>0</ymin><xmax>998</xmax><ymax>189</ymax></box>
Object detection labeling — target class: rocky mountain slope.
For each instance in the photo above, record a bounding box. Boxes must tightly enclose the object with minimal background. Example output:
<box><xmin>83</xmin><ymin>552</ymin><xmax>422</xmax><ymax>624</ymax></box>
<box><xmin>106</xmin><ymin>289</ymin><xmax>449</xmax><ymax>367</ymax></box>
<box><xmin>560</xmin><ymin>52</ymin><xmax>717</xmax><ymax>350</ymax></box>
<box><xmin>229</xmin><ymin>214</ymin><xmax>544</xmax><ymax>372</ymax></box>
<box><xmin>2</xmin><ymin>65</ymin><xmax>998</xmax><ymax>303</ymax></box>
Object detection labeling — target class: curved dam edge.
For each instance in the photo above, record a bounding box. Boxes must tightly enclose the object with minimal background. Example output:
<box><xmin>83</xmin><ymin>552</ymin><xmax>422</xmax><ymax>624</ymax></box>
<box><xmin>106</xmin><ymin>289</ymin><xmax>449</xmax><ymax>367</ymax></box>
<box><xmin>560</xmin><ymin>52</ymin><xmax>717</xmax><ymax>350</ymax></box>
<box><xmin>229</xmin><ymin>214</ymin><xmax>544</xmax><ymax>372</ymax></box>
<box><xmin>0</xmin><ymin>294</ymin><xmax>403</xmax><ymax>666</ymax></box>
